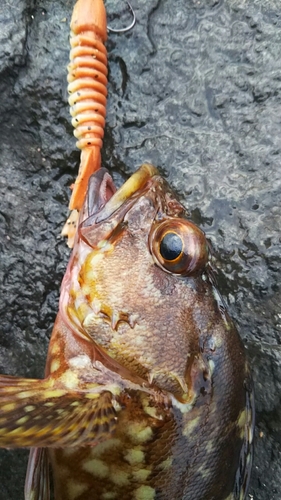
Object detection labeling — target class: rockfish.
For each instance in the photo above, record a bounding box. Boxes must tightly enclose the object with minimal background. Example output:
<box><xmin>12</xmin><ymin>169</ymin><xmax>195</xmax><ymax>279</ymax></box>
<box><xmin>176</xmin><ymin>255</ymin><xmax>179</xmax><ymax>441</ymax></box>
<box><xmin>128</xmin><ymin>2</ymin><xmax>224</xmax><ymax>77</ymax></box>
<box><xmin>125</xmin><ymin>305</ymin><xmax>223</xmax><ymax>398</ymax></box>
<box><xmin>0</xmin><ymin>164</ymin><xmax>254</xmax><ymax>500</ymax></box>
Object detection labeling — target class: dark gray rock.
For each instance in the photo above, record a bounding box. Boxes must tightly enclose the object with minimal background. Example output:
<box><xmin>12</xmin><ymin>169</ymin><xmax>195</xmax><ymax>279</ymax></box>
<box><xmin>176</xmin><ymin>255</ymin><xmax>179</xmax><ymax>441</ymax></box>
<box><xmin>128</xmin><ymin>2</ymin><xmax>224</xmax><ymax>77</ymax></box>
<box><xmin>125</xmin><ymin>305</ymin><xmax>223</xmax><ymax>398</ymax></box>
<box><xmin>0</xmin><ymin>0</ymin><xmax>280</xmax><ymax>498</ymax></box>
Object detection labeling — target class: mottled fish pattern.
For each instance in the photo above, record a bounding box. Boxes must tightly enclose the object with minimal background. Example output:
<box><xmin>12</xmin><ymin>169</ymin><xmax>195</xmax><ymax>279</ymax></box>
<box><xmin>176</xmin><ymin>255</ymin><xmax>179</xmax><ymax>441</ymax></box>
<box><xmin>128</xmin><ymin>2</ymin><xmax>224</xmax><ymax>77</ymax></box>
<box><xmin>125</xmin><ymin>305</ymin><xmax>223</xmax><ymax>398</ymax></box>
<box><xmin>0</xmin><ymin>164</ymin><xmax>254</xmax><ymax>500</ymax></box>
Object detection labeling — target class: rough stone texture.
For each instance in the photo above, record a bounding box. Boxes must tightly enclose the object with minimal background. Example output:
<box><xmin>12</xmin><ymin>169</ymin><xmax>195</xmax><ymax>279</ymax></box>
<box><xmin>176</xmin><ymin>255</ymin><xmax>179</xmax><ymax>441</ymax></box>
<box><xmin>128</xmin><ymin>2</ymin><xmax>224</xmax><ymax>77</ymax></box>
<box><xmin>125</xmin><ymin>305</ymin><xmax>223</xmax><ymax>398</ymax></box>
<box><xmin>0</xmin><ymin>0</ymin><xmax>280</xmax><ymax>498</ymax></box>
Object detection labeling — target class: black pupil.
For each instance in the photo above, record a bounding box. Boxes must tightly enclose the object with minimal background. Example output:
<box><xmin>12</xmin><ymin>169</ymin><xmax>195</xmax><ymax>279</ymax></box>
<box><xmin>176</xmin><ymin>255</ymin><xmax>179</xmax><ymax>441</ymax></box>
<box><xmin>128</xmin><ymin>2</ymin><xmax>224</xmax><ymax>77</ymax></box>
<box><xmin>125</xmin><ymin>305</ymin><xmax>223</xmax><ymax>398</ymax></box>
<box><xmin>159</xmin><ymin>232</ymin><xmax>183</xmax><ymax>261</ymax></box>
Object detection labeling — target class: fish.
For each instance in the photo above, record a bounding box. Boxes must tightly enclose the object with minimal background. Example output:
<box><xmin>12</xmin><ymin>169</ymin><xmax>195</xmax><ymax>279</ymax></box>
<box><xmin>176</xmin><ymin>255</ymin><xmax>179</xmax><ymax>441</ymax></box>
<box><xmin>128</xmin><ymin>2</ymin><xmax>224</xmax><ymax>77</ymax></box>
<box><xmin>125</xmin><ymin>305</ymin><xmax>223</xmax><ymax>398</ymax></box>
<box><xmin>0</xmin><ymin>163</ymin><xmax>254</xmax><ymax>499</ymax></box>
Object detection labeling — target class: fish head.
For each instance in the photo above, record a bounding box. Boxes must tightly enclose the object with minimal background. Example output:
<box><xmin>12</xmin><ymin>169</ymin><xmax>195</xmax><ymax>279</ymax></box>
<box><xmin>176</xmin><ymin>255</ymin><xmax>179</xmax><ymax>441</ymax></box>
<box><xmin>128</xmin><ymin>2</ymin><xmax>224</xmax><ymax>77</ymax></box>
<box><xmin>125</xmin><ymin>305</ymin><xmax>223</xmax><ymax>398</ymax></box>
<box><xmin>61</xmin><ymin>163</ymin><xmax>227</xmax><ymax>402</ymax></box>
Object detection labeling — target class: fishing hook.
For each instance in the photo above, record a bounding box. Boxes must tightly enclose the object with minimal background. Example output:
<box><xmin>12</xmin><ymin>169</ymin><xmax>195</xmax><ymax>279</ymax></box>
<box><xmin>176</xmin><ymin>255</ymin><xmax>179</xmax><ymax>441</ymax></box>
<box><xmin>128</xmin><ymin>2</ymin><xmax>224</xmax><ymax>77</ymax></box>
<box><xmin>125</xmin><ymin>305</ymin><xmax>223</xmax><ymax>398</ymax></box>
<box><xmin>107</xmin><ymin>1</ymin><xmax>136</xmax><ymax>33</ymax></box>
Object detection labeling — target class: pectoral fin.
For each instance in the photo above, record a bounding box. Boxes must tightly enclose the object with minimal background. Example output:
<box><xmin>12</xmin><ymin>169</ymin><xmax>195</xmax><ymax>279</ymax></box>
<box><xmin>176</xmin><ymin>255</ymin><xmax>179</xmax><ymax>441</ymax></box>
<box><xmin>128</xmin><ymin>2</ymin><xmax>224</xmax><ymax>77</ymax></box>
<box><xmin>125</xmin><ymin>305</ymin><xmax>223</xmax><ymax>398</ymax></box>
<box><xmin>0</xmin><ymin>375</ymin><xmax>117</xmax><ymax>447</ymax></box>
<box><xmin>25</xmin><ymin>448</ymin><xmax>50</xmax><ymax>500</ymax></box>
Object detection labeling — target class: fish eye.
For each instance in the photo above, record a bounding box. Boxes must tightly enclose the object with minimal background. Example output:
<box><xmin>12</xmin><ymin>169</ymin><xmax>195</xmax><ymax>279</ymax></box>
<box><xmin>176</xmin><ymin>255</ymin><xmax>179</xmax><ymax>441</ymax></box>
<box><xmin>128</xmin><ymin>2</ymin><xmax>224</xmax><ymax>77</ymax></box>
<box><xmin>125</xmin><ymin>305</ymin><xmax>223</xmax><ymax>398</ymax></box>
<box><xmin>159</xmin><ymin>231</ymin><xmax>183</xmax><ymax>261</ymax></box>
<box><xmin>149</xmin><ymin>219</ymin><xmax>208</xmax><ymax>275</ymax></box>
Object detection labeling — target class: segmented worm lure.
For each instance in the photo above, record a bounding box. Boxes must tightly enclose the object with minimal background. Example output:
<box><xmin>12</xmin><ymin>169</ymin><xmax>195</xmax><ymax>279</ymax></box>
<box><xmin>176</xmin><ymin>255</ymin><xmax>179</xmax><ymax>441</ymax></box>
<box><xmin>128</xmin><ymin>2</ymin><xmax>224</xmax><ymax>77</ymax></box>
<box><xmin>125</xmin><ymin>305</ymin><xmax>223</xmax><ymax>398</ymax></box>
<box><xmin>62</xmin><ymin>0</ymin><xmax>136</xmax><ymax>247</ymax></box>
<box><xmin>68</xmin><ymin>0</ymin><xmax>108</xmax><ymax>211</ymax></box>
<box><xmin>62</xmin><ymin>0</ymin><xmax>108</xmax><ymax>246</ymax></box>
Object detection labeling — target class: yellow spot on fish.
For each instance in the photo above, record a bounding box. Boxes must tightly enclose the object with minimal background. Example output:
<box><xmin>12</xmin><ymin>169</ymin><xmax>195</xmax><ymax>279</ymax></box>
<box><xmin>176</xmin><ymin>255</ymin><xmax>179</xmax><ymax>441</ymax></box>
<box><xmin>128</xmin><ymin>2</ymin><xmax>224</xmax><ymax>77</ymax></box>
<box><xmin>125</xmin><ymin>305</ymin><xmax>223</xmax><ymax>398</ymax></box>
<box><xmin>82</xmin><ymin>458</ymin><xmax>109</xmax><ymax>478</ymax></box>
<box><xmin>1</xmin><ymin>426</ymin><xmax>24</xmax><ymax>436</ymax></box>
<box><xmin>61</xmin><ymin>448</ymin><xmax>78</xmax><ymax>458</ymax></box>
<box><xmin>157</xmin><ymin>456</ymin><xmax>172</xmax><ymax>470</ymax></box>
<box><xmin>50</xmin><ymin>342</ymin><xmax>60</xmax><ymax>355</ymax></box>
<box><xmin>134</xmin><ymin>485</ymin><xmax>155</xmax><ymax>500</ymax></box>
<box><xmin>102</xmin><ymin>493</ymin><xmax>117</xmax><ymax>500</ymax></box>
<box><xmin>17</xmin><ymin>391</ymin><xmax>35</xmax><ymax>399</ymax></box>
<box><xmin>205</xmin><ymin>439</ymin><xmax>215</xmax><ymax>454</ymax></box>
<box><xmin>143</xmin><ymin>405</ymin><xmax>159</xmax><ymax>418</ymax></box>
<box><xmin>127</xmin><ymin>422</ymin><xmax>153</xmax><ymax>444</ymax></box>
<box><xmin>83</xmin><ymin>252</ymin><xmax>104</xmax><ymax>283</ymax></box>
<box><xmin>16</xmin><ymin>416</ymin><xmax>29</xmax><ymax>425</ymax></box>
<box><xmin>141</xmin><ymin>395</ymin><xmax>161</xmax><ymax>419</ymax></box>
<box><xmin>44</xmin><ymin>389</ymin><xmax>67</xmax><ymax>398</ymax></box>
<box><xmin>1</xmin><ymin>403</ymin><xmax>16</xmax><ymax>411</ymax></box>
<box><xmin>171</xmin><ymin>396</ymin><xmax>193</xmax><ymax>414</ymax></box>
<box><xmin>85</xmin><ymin>393</ymin><xmax>100</xmax><ymax>400</ymax></box>
<box><xmin>208</xmin><ymin>359</ymin><xmax>215</xmax><ymax>375</ymax></box>
<box><xmin>237</xmin><ymin>409</ymin><xmax>247</xmax><ymax>438</ymax></box>
<box><xmin>24</xmin><ymin>405</ymin><xmax>35</xmax><ymax>412</ymax></box>
<box><xmin>50</xmin><ymin>359</ymin><xmax>61</xmax><ymax>373</ymax></box>
<box><xmin>124</xmin><ymin>448</ymin><xmax>145</xmax><ymax>465</ymax></box>
<box><xmin>182</xmin><ymin>416</ymin><xmax>200</xmax><ymax>437</ymax></box>
<box><xmin>237</xmin><ymin>409</ymin><xmax>246</xmax><ymax>428</ymax></box>
<box><xmin>55</xmin><ymin>409</ymin><xmax>65</xmax><ymax>415</ymax></box>
<box><xmin>110</xmin><ymin>468</ymin><xmax>129</xmax><ymax>486</ymax></box>
<box><xmin>197</xmin><ymin>464</ymin><xmax>211</xmax><ymax>479</ymax></box>
<box><xmin>67</xmin><ymin>479</ymin><xmax>88</xmax><ymax>500</ymax></box>
<box><xmin>60</xmin><ymin>370</ymin><xmax>78</xmax><ymax>389</ymax></box>
<box><xmin>92</xmin><ymin>438</ymin><xmax>121</xmax><ymax>456</ymax></box>
<box><xmin>133</xmin><ymin>468</ymin><xmax>151</xmax><ymax>481</ymax></box>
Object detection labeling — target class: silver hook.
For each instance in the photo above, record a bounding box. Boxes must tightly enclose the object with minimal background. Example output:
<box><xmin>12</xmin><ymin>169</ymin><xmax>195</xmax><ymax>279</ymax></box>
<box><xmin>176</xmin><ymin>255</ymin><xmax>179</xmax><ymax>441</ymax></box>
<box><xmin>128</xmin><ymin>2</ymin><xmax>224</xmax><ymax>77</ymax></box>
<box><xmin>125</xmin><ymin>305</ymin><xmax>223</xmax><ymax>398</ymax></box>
<box><xmin>107</xmin><ymin>1</ymin><xmax>136</xmax><ymax>34</ymax></box>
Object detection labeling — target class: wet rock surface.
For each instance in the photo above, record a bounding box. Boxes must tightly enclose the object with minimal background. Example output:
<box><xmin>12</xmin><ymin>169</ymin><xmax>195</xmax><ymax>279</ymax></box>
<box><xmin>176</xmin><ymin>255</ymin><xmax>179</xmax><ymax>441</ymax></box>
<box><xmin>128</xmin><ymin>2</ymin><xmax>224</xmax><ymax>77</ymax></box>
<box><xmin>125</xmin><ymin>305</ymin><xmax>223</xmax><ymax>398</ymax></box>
<box><xmin>0</xmin><ymin>0</ymin><xmax>280</xmax><ymax>498</ymax></box>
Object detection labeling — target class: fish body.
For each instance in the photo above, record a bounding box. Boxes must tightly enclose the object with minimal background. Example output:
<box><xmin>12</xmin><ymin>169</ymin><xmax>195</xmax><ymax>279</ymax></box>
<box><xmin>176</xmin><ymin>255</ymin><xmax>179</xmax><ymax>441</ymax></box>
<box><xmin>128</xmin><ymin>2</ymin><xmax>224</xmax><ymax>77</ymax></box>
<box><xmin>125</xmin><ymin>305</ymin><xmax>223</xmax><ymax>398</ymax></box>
<box><xmin>0</xmin><ymin>165</ymin><xmax>252</xmax><ymax>499</ymax></box>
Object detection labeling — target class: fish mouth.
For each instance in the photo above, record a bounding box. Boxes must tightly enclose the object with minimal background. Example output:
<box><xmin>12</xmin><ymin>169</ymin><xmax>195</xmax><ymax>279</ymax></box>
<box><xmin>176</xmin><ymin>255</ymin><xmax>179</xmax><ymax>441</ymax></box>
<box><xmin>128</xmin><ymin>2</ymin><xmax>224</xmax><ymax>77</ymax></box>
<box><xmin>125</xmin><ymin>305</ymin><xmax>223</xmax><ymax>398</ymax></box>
<box><xmin>96</xmin><ymin>163</ymin><xmax>159</xmax><ymax>222</ymax></box>
<box><xmin>82</xmin><ymin>163</ymin><xmax>159</xmax><ymax>226</ymax></box>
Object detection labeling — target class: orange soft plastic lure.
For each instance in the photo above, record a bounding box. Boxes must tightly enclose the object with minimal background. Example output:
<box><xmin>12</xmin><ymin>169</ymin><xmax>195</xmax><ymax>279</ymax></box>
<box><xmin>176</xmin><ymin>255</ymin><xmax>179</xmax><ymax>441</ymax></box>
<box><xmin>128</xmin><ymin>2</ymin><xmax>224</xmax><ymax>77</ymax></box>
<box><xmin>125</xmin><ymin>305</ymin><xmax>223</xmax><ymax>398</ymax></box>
<box><xmin>62</xmin><ymin>0</ymin><xmax>108</xmax><ymax>246</ymax></box>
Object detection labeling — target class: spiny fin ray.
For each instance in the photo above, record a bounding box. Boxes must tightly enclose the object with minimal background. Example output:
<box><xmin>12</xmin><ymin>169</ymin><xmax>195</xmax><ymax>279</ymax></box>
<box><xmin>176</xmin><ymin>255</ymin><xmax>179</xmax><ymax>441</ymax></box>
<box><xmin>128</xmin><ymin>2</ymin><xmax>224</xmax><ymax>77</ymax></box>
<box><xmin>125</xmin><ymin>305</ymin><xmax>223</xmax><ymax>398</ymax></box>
<box><xmin>25</xmin><ymin>448</ymin><xmax>50</xmax><ymax>500</ymax></box>
<box><xmin>0</xmin><ymin>375</ymin><xmax>117</xmax><ymax>447</ymax></box>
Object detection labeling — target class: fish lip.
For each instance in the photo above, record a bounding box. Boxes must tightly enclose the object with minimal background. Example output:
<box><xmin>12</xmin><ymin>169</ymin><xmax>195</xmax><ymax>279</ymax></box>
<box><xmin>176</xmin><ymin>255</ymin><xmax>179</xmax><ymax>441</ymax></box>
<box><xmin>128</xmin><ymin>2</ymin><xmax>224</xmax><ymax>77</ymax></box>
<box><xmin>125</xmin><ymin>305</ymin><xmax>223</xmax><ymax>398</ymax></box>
<box><xmin>93</xmin><ymin>163</ymin><xmax>159</xmax><ymax>224</ymax></box>
<box><xmin>82</xmin><ymin>167</ymin><xmax>116</xmax><ymax>226</ymax></box>
<box><xmin>88</xmin><ymin>167</ymin><xmax>116</xmax><ymax>217</ymax></box>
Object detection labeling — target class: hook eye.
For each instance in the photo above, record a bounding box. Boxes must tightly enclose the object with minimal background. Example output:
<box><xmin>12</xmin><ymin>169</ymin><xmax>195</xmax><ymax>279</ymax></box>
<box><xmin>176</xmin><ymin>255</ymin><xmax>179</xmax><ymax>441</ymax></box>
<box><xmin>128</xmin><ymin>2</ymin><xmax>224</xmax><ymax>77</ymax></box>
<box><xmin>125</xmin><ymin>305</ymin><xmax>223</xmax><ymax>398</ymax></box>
<box><xmin>107</xmin><ymin>1</ymin><xmax>136</xmax><ymax>33</ymax></box>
